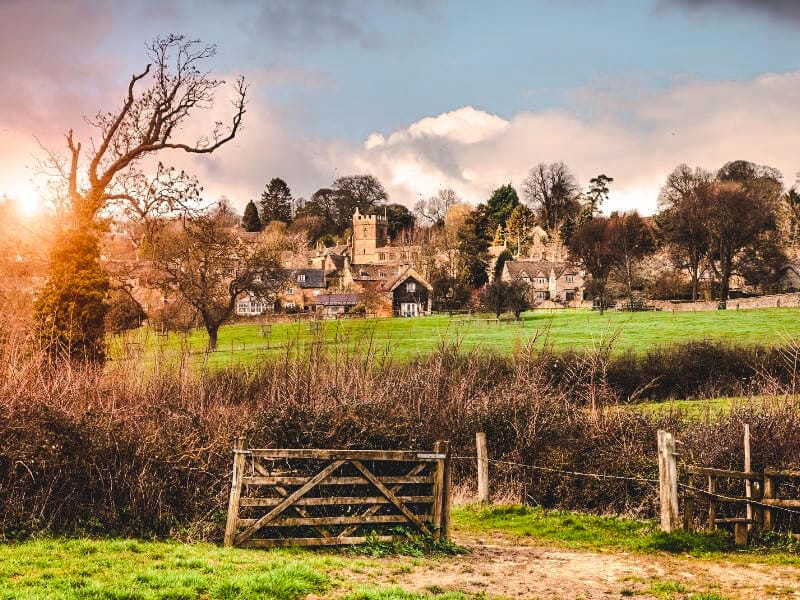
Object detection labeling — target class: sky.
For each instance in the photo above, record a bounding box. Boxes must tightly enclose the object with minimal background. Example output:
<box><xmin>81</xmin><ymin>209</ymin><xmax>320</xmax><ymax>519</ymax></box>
<box><xmin>1</xmin><ymin>0</ymin><xmax>800</xmax><ymax>216</ymax></box>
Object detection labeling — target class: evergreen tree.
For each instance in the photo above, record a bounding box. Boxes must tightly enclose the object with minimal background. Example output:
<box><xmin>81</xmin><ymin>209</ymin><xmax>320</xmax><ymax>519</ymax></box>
<box><xmin>242</xmin><ymin>199</ymin><xmax>263</xmax><ymax>232</ymax></box>
<box><xmin>34</xmin><ymin>229</ymin><xmax>109</xmax><ymax>362</ymax></box>
<box><xmin>260</xmin><ymin>178</ymin><xmax>293</xmax><ymax>224</ymax></box>
<box><xmin>486</xmin><ymin>184</ymin><xmax>520</xmax><ymax>232</ymax></box>
<box><xmin>457</xmin><ymin>204</ymin><xmax>491</xmax><ymax>288</ymax></box>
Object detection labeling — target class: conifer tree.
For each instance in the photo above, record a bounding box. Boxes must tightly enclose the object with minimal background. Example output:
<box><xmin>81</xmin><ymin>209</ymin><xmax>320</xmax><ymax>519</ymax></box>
<box><xmin>260</xmin><ymin>178</ymin><xmax>293</xmax><ymax>224</ymax></box>
<box><xmin>242</xmin><ymin>199</ymin><xmax>263</xmax><ymax>232</ymax></box>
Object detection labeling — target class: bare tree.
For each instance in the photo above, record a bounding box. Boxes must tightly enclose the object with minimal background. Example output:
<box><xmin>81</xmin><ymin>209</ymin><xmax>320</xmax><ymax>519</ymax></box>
<box><xmin>656</xmin><ymin>165</ymin><xmax>714</xmax><ymax>301</ymax></box>
<box><xmin>34</xmin><ymin>35</ymin><xmax>247</xmax><ymax>360</ymax></box>
<box><xmin>607</xmin><ymin>211</ymin><xmax>656</xmax><ymax>307</ymax></box>
<box><xmin>522</xmin><ymin>162</ymin><xmax>581</xmax><ymax>233</ymax></box>
<box><xmin>414</xmin><ymin>188</ymin><xmax>459</xmax><ymax>227</ymax></box>
<box><xmin>151</xmin><ymin>208</ymin><xmax>283</xmax><ymax>351</ymax></box>
<box><xmin>47</xmin><ymin>35</ymin><xmax>246</xmax><ymax>227</ymax></box>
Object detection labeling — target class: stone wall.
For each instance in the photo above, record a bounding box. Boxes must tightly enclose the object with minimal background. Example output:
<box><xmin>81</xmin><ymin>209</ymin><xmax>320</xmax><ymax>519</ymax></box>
<box><xmin>651</xmin><ymin>292</ymin><xmax>800</xmax><ymax>312</ymax></box>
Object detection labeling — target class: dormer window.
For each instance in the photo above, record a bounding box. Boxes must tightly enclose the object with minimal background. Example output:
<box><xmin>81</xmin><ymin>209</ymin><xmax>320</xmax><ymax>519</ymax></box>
<box><xmin>297</xmin><ymin>273</ymin><xmax>306</xmax><ymax>283</ymax></box>
<box><xmin>565</xmin><ymin>275</ymin><xmax>574</xmax><ymax>283</ymax></box>
<box><xmin>407</xmin><ymin>282</ymin><xmax>416</xmax><ymax>292</ymax></box>
<box><xmin>536</xmin><ymin>277</ymin><xmax>547</xmax><ymax>284</ymax></box>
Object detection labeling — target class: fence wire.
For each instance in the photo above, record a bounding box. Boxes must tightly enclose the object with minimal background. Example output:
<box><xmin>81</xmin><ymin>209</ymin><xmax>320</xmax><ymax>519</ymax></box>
<box><xmin>451</xmin><ymin>455</ymin><xmax>800</xmax><ymax>518</ymax></box>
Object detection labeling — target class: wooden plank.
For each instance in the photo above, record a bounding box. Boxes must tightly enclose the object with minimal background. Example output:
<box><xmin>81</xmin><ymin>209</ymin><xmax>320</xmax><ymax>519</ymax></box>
<box><xmin>243</xmin><ymin>475</ymin><xmax>433</xmax><ymax>486</ymax></box>
<box><xmin>239</xmin><ymin>495</ymin><xmax>434</xmax><ymax>507</ymax></box>
<box><xmin>235</xmin><ymin>460</ymin><xmax>346</xmax><ymax>545</ymax></box>
<box><xmin>351</xmin><ymin>460</ymin><xmax>431</xmax><ymax>537</ymax></box>
<box><xmin>734</xmin><ymin>521</ymin><xmax>748</xmax><ymax>546</ymax></box>
<box><xmin>764</xmin><ymin>468</ymin><xmax>800</xmax><ymax>478</ymax></box>
<box><xmin>247</xmin><ymin>449</ymin><xmax>446</xmax><ymax>461</ymax></box>
<box><xmin>761</xmin><ymin>498</ymin><xmax>800</xmax><ymax>508</ymax></box>
<box><xmin>338</xmin><ymin>463</ymin><xmax>427</xmax><ymax>538</ymax></box>
<box><xmin>240</xmin><ymin>535</ymin><xmax>399</xmax><ymax>548</ymax></box>
<box><xmin>714</xmin><ymin>518</ymin><xmax>754</xmax><ymax>523</ymax></box>
<box><xmin>685</xmin><ymin>466</ymin><xmax>760</xmax><ymax>480</ymax></box>
<box><xmin>223</xmin><ymin>437</ymin><xmax>247</xmax><ymax>547</ymax></box>
<box><xmin>237</xmin><ymin>514</ymin><xmax>411</xmax><ymax>527</ymax></box>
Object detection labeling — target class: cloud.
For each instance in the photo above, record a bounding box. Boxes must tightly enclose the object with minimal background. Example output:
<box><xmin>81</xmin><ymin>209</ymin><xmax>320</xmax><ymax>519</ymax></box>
<box><xmin>318</xmin><ymin>71</ymin><xmax>800</xmax><ymax>215</ymax></box>
<box><xmin>658</xmin><ymin>0</ymin><xmax>800</xmax><ymax>27</ymax></box>
<box><xmin>243</xmin><ymin>0</ymin><xmax>439</xmax><ymax>49</ymax></box>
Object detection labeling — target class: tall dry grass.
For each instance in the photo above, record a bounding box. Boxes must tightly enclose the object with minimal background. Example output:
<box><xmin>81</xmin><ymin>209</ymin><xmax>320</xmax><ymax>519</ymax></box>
<box><xmin>3</xmin><ymin>317</ymin><xmax>800</xmax><ymax>539</ymax></box>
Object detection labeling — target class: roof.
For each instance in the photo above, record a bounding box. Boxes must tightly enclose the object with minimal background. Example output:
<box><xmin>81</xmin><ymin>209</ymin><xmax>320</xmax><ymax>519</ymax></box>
<box><xmin>279</xmin><ymin>268</ymin><xmax>326</xmax><ymax>289</ymax></box>
<box><xmin>348</xmin><ymin>263</ymin><xmax>401</xmax><ymax>281</ymax></box>
<box><xmin>315</xmin><ymin>293</ymin><xmax>359</xmax><ymax>306</ymax></box>
<box><xmin>385</xmin><ymin>265</ymin><xmax>434</xmax><ymax>292</ymax></box>
<box><xmin>504</xmin><ymin>260</ymin><xmax>577</xmax><ymax>280</ymax></box>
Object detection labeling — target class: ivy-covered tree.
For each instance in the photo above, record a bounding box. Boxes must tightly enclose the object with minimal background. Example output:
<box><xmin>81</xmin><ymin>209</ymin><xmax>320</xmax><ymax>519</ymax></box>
<box><xmin>33</xmin><ymin>229</ymin><xmax>109</xmax><ymax>361</ymax></box>
<box><xmin>242</xmin><ymin>199</ymin><xmax>263</xmax><ymax>232</ymax></box>
<box><xmin>260</xmin><ymin>178</ymin><xmax>293</xmax><ymax>224</ymax></box>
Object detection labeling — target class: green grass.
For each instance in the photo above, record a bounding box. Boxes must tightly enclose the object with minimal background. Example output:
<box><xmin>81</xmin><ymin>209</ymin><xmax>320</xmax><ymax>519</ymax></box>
<box><xmin>452</xmin><ymin>504</ymin><xmax>800</xmax><ymax>565</ymax></box>
<box><xmin>0</xmin><ymin>538</ymin><xmax>340</xmax><ymax>600</ymax></box>
<box><xmin>111</xmin><ymin>306</ymin><xmax>800</xmax><ymax>369</ymax></box>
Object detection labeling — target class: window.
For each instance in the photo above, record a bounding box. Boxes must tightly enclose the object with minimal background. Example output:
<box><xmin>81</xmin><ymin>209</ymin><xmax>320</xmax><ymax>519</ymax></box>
<box><xmin>565</xmin><ymin>275</ymin><xmax>574</xmax><ymax>283</ymax></box>
<box><xmin>379</xmin><ymin>253</ymin><xmax>386</xmax><ymax>261</ymax></box>
<box><xmin>379</xmin><ymin>271</ymin><xmax>386</xmax><ymax>278</ymax></box>
<box><xmin>535</xmin><ymin>291</ymin><xmax>549</xmax><ymax>300</ymax></box>
<box><xmin>238</xmin><ymin>302</ymin><xmax>249</xmax><ymax>313</ymax></box>
<box><xmin>297</xmin><ymin>273</ymin><xmax>306</xmax><ymax>283</ymax></box>
<box><xmin>407</xmin><ymin>281</ymin><xmax>416</xmax><ymax>292</ymax></box>
<box><xmin>536</xmin><ymin>277</ymin><xmax>547</xmax><ymax>285</ymax></box>
<box><xmin>521</xmin><ymin>275</ymin><xmax>530</xmax><ymax>283</ymax></box>
<box><xmin>286</xmin><ymin>287</ymin><xmax>294</xmax><ymax>295</ymax></box>
<box><xmin>285</xmin><ymin>301</ymin><xmax>296</xmax><ymax>309</ymax></box>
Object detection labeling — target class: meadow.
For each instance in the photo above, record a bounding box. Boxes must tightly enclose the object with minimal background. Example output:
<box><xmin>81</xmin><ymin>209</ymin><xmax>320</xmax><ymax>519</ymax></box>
<box><xmin>111</xmin><ymin>307</ymin><xmax>800</xmax><ymax>369</ymax></box>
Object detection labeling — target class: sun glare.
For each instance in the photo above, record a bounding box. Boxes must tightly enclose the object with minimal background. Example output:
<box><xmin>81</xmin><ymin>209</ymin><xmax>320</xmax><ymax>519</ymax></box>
<box><xmin>8</xmin><ymin>186</ymin><xmax>41</xmax><ymax>217</ymax></box>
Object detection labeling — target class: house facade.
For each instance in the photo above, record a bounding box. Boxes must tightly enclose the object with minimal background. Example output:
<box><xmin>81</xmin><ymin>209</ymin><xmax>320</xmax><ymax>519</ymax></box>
<box><xmin>501</xmin><ymin>259</ymin><xmax>585</xmax><ymax>304</ymax></box>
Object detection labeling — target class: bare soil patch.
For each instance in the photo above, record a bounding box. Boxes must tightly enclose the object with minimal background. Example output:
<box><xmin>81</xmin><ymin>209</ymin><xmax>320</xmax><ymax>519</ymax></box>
<box><xmin>355</xmin><ymin>533</ymin><xmax>800</xmax><ymax>599</ymax></box>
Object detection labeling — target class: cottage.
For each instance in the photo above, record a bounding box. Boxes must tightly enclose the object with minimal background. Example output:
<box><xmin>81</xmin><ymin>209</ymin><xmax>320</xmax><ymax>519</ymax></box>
<box><xmin>501</xmin><ymin>259</ymin><xmax>585</xmax><ymax>305</ymax></box>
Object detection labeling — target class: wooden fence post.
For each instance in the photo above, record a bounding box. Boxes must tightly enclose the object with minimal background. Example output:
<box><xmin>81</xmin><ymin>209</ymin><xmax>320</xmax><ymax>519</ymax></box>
<box><xmin>441</xmin><ymin>440</ymin><xmax>452</xmax><ymax>541</ymax></box>
<box><xmin>432</xmin><ymin>441</ymin><xmax>444</xmax><ymax>541</ymax></box>
<box><xmin>224</xmin><ymin>436</ymin><xmax>247</xmax><ymax>547</ymax></box>
<box><xmin>763</xmin><ymin>471</ymin><xmax>775</xmax><ymax>531</ymax></box>
<box><xmin>476</xmin><ymin>432</ymin><xmax>489</xmax><ymax>503</ymax></box>
<box><xmin>744</xmin><ymin>424</ymin><xmax>752</xmax><ymax>531</ymax></box>
<box><xmin>657</xmin><ymin>430</ymin><xmax>680</xmax><ymax>533</ymax></box>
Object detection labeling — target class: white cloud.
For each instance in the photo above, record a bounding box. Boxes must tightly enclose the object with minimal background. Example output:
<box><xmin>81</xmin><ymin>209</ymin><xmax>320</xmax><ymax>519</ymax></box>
<box><xmin>327</xmin><ymin>71</ymin><xmax>800</xmax><ymax>214</ymax></box>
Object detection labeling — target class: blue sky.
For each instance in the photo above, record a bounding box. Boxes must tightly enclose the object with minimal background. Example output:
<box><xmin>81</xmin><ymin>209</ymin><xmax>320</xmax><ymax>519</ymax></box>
<box><xmin>2</xmin><ymin>0</ymin><xmax>799</xmax><ymax>213</ymax></box>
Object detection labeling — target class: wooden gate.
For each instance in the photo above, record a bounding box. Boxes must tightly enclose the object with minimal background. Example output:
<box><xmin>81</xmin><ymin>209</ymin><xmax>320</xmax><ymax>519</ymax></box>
<box><xmin>224</xmin><ymin>439</ymin><xmax>451</xmax><ymax>548</ymax></box>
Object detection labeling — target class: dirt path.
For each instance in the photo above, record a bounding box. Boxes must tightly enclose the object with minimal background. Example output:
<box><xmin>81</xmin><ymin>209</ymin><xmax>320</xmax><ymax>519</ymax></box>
<box><xmin>358</xmin><ymin>533</ymin><xmax>800</xmax><ymax>599</ymax></box>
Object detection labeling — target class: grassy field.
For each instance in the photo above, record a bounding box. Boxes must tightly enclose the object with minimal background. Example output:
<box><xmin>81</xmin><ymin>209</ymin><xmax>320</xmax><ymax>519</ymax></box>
<box><xmin>3</xmin><ymin>507</ymin><xmax>800</xmax><ymax>598</ymax></box>
<box><xmin>111</xmin><ymin>307</ymin><xmax>800</xmax><ymax>368</ymax></box>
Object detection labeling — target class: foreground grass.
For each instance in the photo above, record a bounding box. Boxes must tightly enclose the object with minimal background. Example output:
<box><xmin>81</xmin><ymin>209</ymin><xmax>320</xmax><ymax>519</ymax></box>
<box><xmin>452</xmin><ymin>504</ymin><xmax>800</xmax><ymax>565</ymax></box>
<box><xmin>0</xmin><ymin>538</ymin><xmax>468</xmax><ymax>600</ymax></box>
<box><xmin>111</xmin><ymin>306</ymin><xmax>800</xmax><ymax>368</ymax></box>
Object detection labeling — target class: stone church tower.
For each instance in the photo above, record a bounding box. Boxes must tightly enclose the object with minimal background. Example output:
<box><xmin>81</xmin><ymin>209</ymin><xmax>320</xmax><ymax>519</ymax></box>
<box><xmin>351</xmin><ymin>207</ymin><xmax>388</xmax><ymax>262</ymax></box>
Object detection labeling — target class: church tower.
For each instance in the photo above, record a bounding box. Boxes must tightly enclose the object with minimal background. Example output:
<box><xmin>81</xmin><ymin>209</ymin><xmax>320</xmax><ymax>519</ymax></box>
<box><xmin>351</xmin><ymin>207</ymin><xmax>388</xmax><ymax>262</ymax></box>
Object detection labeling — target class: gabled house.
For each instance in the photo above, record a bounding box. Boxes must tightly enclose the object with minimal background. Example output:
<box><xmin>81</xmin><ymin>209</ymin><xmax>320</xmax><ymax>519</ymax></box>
<box><xmin>339</xmin><ymin>261</ymin><xmax>433</xmax><ymax>317</ymax></box>
<box><xmin>501</xmin><ymin>260</ymin><xmax>585</xmax><ymax>305</ymax></box>
<box><xmin>236</xmin><ymin>268</ymin><xmax>328</xmax><ymax>315</ymax></box>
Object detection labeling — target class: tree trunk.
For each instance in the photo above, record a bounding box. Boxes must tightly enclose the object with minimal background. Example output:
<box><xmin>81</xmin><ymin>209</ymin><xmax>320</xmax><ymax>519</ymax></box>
<box><xmin>690</xmin><ymin>261</ymin><xmax>699</xmax><ymax>302</ymax></box>
<box><xmin>207</xmin><ymin>325</ymin><xmax>219</xmax><ymax>352</ymax></box>
<box><xmin>719</xmin><ymin>257</ymin><xmax>732</xmax><ymax>310</ymax></box>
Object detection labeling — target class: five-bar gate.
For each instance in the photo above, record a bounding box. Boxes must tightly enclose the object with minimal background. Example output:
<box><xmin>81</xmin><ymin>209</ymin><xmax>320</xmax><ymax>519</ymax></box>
<box><xmin>224</xmin><ymin>439</ymin><xmax>451</xmax><ymax>547</ymax></box>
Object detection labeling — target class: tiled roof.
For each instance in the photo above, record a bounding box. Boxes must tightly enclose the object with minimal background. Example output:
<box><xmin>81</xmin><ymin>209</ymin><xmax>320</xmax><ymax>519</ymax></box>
<box><xmin>504</xmin><ymin>260</ymin><xmax>576</xmax><ymax>280</ymax></box>
<box><xmin>278</xmin><ymin>268</ymin><xmax>326</xmax><ymax>289</ymax></box>
<box><xmin>316</xmin><ymin>293</ymin><xmax>359</xmax><ymax>306</ymax></box>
